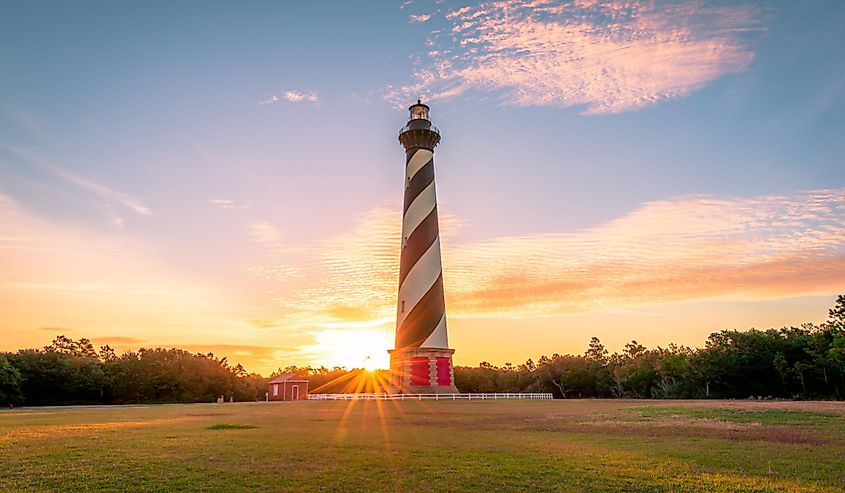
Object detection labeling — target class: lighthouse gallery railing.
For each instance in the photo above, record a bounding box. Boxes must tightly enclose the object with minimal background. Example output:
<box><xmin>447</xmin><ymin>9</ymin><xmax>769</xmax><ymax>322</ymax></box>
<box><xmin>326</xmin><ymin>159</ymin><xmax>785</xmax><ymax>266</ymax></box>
<box><xmin>398</xmin><ymin>124</ymin><xmax>440</xmax><ymax>137</ymax></box>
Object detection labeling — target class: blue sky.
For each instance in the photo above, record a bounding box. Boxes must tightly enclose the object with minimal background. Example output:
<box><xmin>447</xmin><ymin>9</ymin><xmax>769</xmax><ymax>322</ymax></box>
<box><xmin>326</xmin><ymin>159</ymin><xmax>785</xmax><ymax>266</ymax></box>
<box><xmin>1</xmin><ymin>1</ymin><xmax>844</xmax><ymax>373</ymax></box>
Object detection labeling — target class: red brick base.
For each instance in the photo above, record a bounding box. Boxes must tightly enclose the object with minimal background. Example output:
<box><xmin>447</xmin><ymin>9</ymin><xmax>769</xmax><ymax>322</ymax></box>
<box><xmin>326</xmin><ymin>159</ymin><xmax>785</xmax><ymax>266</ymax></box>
<box><xmin>388</xmin><ymin>347</ymin><xmax>459</xmax><ymax>394</ymax></box>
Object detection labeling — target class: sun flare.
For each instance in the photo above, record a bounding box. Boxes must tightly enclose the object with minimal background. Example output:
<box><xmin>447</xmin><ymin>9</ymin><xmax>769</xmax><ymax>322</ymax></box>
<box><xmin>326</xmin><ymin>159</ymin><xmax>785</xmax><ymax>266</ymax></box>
<box><xmin>308</xmin><ymin>328</ymin><xmax>392</xmax><ymax>370</ymax></box>
<box><xmin>362</xmin><ymin>356</ymin><xmax>380</xmax><ymax>372</ymax></box>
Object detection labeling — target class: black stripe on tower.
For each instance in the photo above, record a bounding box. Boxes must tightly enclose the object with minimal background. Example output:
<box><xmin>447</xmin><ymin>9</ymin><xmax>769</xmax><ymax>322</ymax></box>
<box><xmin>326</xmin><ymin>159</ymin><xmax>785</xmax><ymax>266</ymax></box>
<box><xmin>396</xmin><ymin>274</ymin><xmax>445</xmax><ymax>348</ymax></box>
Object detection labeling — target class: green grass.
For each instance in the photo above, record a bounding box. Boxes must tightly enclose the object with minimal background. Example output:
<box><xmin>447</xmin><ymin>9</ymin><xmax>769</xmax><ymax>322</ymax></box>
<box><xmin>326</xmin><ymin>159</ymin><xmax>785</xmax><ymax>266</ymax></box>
<box><xmin>1</xmin><ymin>400</ymin><xmax>844</xmax><ymax>492</ymax></box>
<box><xmin>206</xmin><ymin>423</ymin><xmax>259</xmax><ymax>430</ymax></box>
<box><xmin>629</xmin><ymin>405</ymin><xmax>843</xmax><ymax>427</ymax></box>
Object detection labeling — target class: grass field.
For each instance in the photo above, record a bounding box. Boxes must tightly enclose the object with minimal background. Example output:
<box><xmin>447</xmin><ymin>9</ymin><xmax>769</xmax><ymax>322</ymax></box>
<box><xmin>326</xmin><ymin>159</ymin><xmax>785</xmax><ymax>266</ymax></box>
<box><xmin>1</xmin><ymin>399</ymin><xmax>844</xmax><ymax>492</ymax></box>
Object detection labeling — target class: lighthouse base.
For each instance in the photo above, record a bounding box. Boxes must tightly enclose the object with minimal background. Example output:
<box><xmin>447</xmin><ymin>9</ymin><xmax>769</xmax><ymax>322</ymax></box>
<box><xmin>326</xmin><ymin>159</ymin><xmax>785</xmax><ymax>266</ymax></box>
<box><xmin>388</xmin><ymin>347</ymin><xmax>459</xmax><ymax>394</ymax></box>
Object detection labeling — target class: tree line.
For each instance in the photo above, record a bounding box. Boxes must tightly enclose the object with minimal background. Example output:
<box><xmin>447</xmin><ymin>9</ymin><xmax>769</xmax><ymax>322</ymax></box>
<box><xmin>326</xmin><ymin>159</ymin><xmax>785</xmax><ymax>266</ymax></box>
<box><xmin>1</xmin><ymin>296</ymin><xmax>844</xmax><ymax>406</ymax></box>
<box><xmin>0</xmin><ymin>337</ymin><xmax>266</xmax><ymax>406</ymax></box>
<box><xmin>455</xmin><ymin>296</ymin><xmax>845</xmax><ymax>399</ymax></box>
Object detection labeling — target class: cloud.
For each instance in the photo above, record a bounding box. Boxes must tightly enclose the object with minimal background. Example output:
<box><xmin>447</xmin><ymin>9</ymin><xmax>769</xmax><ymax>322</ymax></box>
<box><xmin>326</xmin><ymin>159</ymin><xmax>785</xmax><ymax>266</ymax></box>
<box><xmin>110</xmin><ymin>214</ymin><xmax>126</xmax><ymax>228</ymax></box>
<box><xmin>258</xmin><ymin>95</ymin><xmax>280</xmax><ymax>105</ymax></box>
<box><xmin>36</xmin><ymin>326</ymin><xmax>75</xmax><ymax>333</ymax></box>
<box><xmin>450</xmin><ymin>189</ymin><xmax>845</xmax><ymax>315</ymax></box>
<box><xmin>251</xmin><ymin>188</ymin><xmax>845</xmax><ymax>324</ymax></box>
<box><xmin>55</xmin><ymin>169</ymin><xmax>151</xmax><ymax>216</ymax></box>
<box><xmin>325</xmin><ymin>304</ymin><xmax>378</xmax><ymax>322</ymax></box>
<box><xmin>248</xmin><ymin>319</ymin><xmax>281</xmax><ymax>329</ymax></box>
<box><xmin>250</xmin><ymin>222</ymin><xmax>282</xmax><ymax>244</ymax></box>
<box><xmin>91</xmin><ymin>336</ymin><xmax>145</xmax><ymax>345</ymax></box>
<box><xmin>390</xmin><ymin>0</ymin><xmax>759</xmax><ymax>113</ymax></box>
<box><xmin>283</xmin><ymin>90</ymin><xmax>319</xmax><ymax>103</ymax></box>
<box><xmin>409</xmin><ymin>13</ymin><xmax>432</xmax><ymax>23</ymax></box>
<box><xmin>0</xmin><ymin>104</ymin><xmax>43</xmax><ymax>136</ymax></box>
<box><xmin>1</xmin><ymin>145</ymin><xmax>152</xmax><ymax>218</ymax></box>
<box><xmin>260</xmin><ymin>90</ymin><xmax>319</xmax><ymax>105</ymax></box>
<box><xmin>208</xmin><ymin>198</ymin><xmax>246</xmax><ymax>209</ymax></box>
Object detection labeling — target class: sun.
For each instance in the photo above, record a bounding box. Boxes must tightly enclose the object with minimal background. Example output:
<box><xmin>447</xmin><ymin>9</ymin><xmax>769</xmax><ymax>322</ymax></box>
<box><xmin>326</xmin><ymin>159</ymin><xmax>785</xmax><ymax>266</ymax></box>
<box><xmin>362</xmin><ymin>356</ymin><xmax>381</xmax><ymax>372</ymax></box>
<box><xmin>309</xmin><ymin>327</ymin><xmax>392</xmax><ymax>370</ymax></box>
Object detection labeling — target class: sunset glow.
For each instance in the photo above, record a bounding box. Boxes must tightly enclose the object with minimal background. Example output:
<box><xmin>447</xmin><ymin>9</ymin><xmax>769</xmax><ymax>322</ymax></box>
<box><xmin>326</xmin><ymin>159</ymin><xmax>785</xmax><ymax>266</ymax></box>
<box><xmin>304</xmin><ymin>328</ymin><xmax>393</xmax><ymax>371</ymax></box>
<box><xmin>1</xmin><ymin>1</ymin><xmax>843</xmax><ymax>375</ymax></box>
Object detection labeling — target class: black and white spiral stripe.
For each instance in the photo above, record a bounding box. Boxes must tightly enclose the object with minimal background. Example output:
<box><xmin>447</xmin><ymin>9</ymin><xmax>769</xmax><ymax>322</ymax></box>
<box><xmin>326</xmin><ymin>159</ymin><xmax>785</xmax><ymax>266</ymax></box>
<box><xmin>395</xmin><ymin>148</ymin><xmax>448</xmax><ymax>349</ymax></box>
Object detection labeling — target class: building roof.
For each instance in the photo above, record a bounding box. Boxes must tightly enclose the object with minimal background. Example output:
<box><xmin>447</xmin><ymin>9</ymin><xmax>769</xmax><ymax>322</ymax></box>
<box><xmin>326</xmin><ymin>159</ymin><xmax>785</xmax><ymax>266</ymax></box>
<box><xmin>268</xmin><ymin>373</ymin><xmax>308</xmax><ymax>384</ymax></box>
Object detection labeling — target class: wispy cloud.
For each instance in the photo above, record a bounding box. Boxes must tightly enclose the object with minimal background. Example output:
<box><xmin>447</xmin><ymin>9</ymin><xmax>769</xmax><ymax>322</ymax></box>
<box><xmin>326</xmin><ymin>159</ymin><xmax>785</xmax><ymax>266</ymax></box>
<box><xmin>250</xmin><ymin>221</ymin><xmax>282</xmax><ymax>244</ymax></box>
<box><xmin>409</xmin><ymin>13</ymin><xmax>432</xmax><ymax>23</ymax></box>
<box><xmin>390</xmin><ymin>0</ymin><xmax>760</xmax><ymax>114</ymax></box>
<box><xmin>1</xmin><ymin>145</ymin><xmax>152</xmax><ymax>220</ymax></box>
<box><xmin>91</xmin><ymin>335</ymin><xmax>145</xmax><ymax>345</ymax></box>
<box><xmin>259</xmin><ymin>90</ymin><xmax>320</xmax><ymax>105</ymax></box>
<box><xmin>0</xmin><ymin>103</ymin><xmax>43</xmax><ymax>135</ymax></box>
<box><xmin>54</xmin><ymin>169</ymin><xmax>151</xmax><ymax>216</ymax></box>
<box><xmin>258</xmin><ymin>94</ymin><xmax>280</xmax><ymax>105</ymax></box>
<box><xmin>208</xmin><ymin>198</ymin><xmax>247</xmax><ymax>209</ymax></box>
<box><xmin>284</xmin><ymin>90</ymin><xmax>319</xmax><ymax>103</ymax></box>
<box><xmin>37</xmin><ymin>326</ymin><xmax>75</xmax><ymax>333</ymax></box>
<box><xmin>444</xmin><ymin>190</ymin><xmax>845</xmax><ymax>315</ymax></box>
<box><xmin>252</xmin><ymin>188</ymin><xmax>845</xmax><ymax>325</ymax></box>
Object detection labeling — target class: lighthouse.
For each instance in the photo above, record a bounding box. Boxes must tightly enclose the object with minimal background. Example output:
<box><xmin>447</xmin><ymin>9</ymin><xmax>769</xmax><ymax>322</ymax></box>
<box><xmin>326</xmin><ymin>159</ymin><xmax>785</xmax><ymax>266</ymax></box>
<box><xmin>388</xmin><ymin>101</ymin><xmax>458</xmax><ymax>394</ymax></box>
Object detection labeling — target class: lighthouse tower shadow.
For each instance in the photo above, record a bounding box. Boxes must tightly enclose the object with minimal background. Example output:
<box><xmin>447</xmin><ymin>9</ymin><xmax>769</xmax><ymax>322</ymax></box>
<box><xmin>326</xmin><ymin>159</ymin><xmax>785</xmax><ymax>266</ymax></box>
<box><xmin>388</xmin><ymin>101</ymin><xmax>459</xmax><ymax>395</ymax></box>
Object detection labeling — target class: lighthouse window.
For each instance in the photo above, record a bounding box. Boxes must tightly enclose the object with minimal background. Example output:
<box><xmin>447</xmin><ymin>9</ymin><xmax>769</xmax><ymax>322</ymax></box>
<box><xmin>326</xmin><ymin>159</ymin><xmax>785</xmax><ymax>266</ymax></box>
<box><xmin>401</xmin><ymin>300</ymin><xmax>405</xmax><ymax>313</ymax></box>
<box><xmin>411</xmin><ymin>105</ymin><xmax>428</xmax><ymax>120</ymax></box>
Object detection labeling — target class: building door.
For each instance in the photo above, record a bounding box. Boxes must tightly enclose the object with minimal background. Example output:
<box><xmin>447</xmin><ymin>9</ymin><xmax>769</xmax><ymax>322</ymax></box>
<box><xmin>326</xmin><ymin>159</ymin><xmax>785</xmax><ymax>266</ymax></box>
<box><xmin>273</xmin><ymin>384</ymin><xmax>279</xmax><ymax>398</ymax></box>
<box><xmin>292</xmin><ymin>385</ymin><xmax>299</xmax><ymax>400</ymax></box>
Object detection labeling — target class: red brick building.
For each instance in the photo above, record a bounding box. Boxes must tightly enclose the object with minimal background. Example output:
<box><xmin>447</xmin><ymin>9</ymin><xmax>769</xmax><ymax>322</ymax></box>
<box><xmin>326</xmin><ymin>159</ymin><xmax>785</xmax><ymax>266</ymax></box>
<box><xmin>267</xmin><ymin>374</ymin><xmax>308</xmax><ymax>401</ymax></box>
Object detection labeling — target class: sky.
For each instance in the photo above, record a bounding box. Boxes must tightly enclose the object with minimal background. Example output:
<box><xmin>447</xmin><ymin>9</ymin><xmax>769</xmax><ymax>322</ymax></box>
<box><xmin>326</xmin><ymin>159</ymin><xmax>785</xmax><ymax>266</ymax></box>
<box><xmin>1</xmin><ymin>0</ymin><xmax>844</xmax><ymax>375</ymax></box>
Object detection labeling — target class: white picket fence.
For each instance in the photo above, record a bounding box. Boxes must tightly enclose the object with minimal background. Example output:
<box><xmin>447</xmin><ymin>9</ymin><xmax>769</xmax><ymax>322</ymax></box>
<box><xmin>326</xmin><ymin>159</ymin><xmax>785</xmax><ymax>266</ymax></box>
<box><xmin>307</xmin><ymin>392</ymin><xmax>553</xmax><ymax>401</ymax></box>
